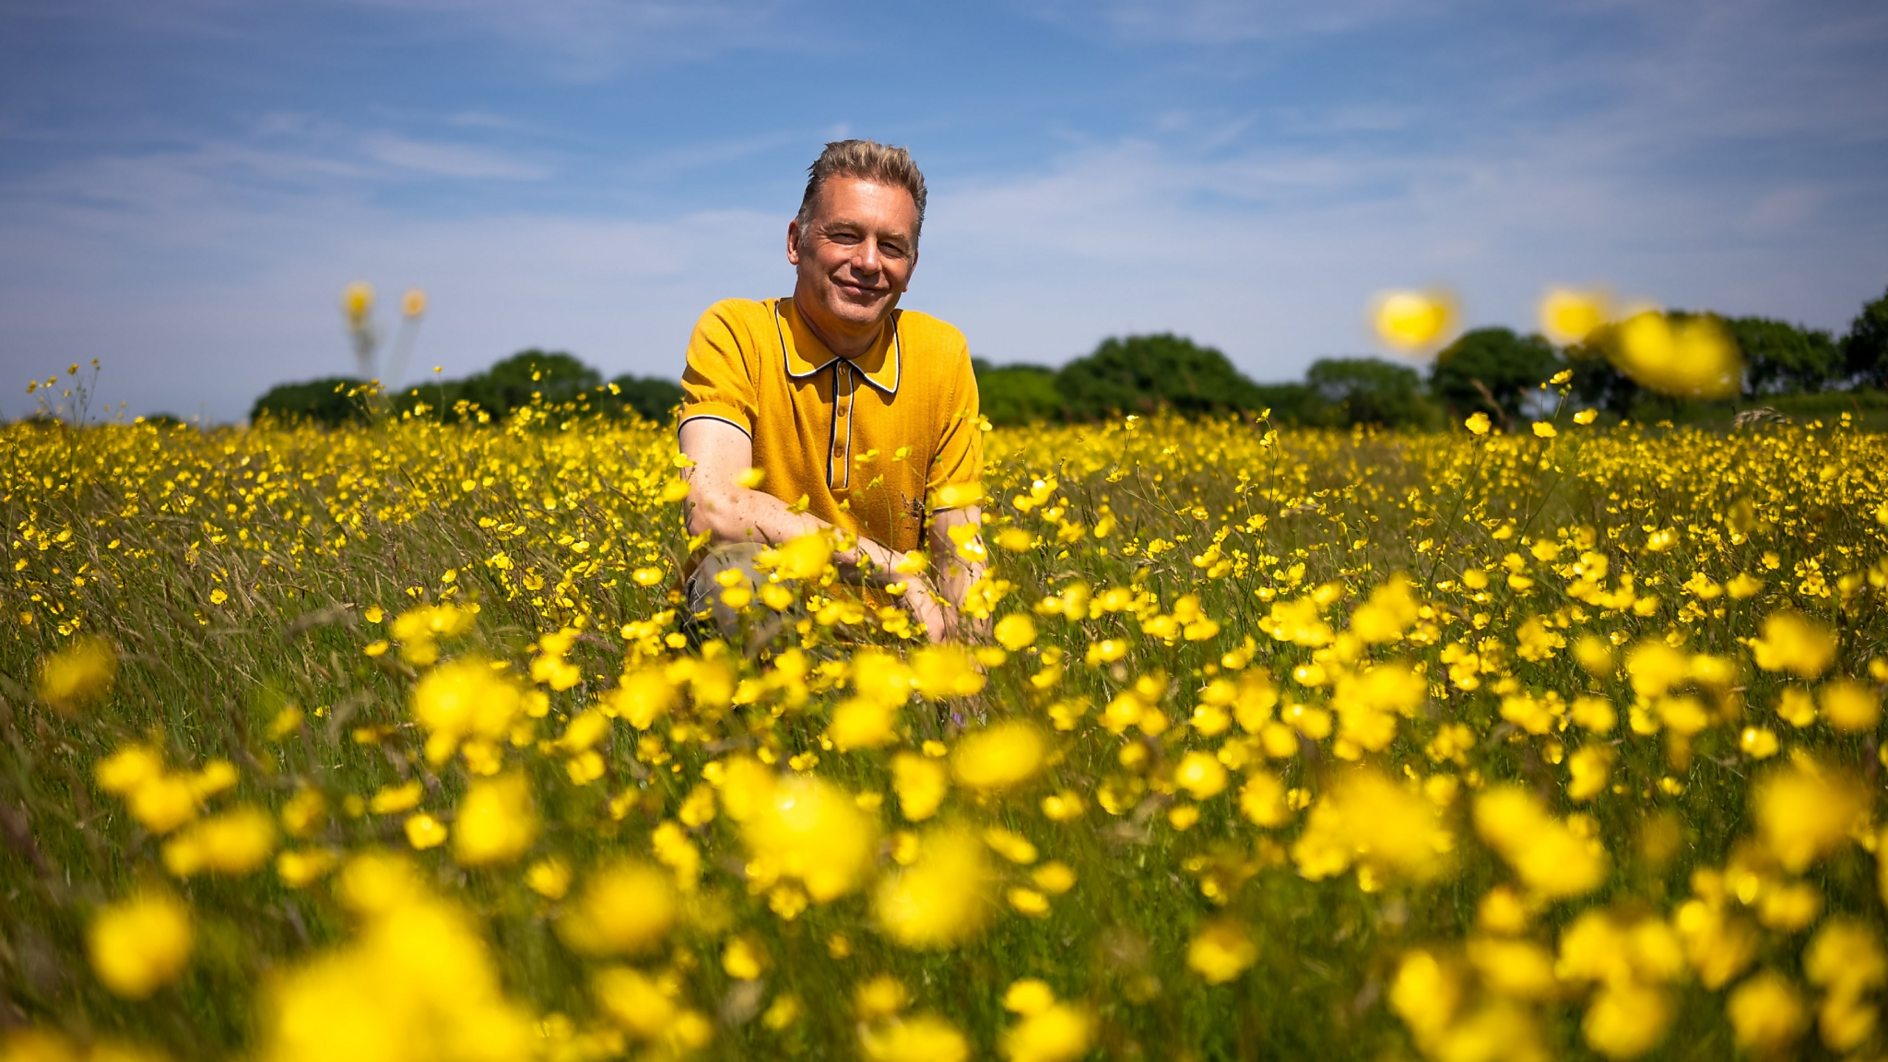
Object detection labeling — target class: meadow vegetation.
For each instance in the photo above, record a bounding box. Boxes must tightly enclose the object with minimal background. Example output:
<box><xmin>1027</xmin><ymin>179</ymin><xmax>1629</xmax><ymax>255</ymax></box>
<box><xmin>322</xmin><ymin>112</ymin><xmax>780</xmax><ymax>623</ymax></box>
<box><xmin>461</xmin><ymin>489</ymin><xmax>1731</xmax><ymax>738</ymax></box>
<box><xmin>4</xmin><ymin>375</ymin><xmax>1888</xmax><ymax>1060</ymax></box>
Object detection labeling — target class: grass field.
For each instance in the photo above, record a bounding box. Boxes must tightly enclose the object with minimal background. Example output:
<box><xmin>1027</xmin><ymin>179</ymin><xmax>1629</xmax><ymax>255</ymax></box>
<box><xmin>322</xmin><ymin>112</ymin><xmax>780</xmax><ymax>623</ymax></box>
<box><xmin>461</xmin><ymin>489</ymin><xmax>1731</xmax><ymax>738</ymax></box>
<box><xmin>3</xmin><ymin>397</ymin><xmax>1886</xmax><ymax>1060</ymax></box>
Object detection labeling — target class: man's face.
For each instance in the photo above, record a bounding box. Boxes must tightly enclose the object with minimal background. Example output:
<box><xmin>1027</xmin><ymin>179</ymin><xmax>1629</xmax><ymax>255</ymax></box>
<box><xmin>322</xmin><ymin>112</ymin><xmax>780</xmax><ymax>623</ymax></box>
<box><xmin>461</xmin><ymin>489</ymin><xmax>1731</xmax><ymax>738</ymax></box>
<box><xmin>787</xmin><ymin>176</ymin><xmax>919</xmax><ymax>357</ymax></box>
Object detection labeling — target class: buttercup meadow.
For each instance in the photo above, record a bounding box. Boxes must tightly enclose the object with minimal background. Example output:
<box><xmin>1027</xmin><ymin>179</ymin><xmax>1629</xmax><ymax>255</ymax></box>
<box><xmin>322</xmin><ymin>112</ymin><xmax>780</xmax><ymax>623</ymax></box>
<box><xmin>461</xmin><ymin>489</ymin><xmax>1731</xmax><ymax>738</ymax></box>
<box><xmin>4</xmin><ymin>356</ymin><xmax>1887</xmax><ymax>1059</ymax></box>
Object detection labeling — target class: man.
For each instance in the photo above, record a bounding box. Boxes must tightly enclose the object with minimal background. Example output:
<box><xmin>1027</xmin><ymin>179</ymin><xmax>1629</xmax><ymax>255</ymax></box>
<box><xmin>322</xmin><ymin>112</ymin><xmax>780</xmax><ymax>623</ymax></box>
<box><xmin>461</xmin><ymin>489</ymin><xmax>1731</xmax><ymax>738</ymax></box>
<box><xmin>677</xmin><ymin>140</ymin><xmax>987</xmax><ymax>645</ymax></box>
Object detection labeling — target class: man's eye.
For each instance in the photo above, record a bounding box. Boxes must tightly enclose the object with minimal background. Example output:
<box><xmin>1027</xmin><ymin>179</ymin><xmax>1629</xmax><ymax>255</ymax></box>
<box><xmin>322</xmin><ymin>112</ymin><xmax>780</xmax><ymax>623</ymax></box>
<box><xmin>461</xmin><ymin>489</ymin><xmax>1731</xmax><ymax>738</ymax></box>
<box><xmin>829</xmin><ymin>232</ymin><xmax>860</xmax><ymax>243</ymax></box>
<box><xmin>881</xmin><ymin>243</ymin><xmax>908</xmax><ymax>258</ymax></box>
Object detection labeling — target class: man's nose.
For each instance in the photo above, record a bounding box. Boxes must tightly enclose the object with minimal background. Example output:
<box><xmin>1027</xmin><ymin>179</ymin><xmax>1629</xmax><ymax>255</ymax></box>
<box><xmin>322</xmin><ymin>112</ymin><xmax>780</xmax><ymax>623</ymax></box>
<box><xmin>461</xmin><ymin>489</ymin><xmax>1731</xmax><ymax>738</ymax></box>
<box><xmin>852</xmin><ymin>239</ymin><xmax>881</xmax><ymax>274</ymax></box>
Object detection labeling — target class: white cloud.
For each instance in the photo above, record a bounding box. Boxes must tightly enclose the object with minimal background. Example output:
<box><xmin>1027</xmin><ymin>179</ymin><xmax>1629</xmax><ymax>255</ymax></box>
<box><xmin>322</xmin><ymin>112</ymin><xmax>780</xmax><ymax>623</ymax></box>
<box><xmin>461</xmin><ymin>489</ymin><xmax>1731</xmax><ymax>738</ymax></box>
<box><xmin>1024</xmin><ymin>0</ymin><xmax>1447</xmax><ymax>44</ymax></box>
<box><xmin>323</xmin><ymin>0</ymin><xmax>806</xmax><ymax>80</ymax></box>
<box><xmin>359</xmin><ymin>134</ymin><xmax>552</xmax><ymax>180</ymax></box>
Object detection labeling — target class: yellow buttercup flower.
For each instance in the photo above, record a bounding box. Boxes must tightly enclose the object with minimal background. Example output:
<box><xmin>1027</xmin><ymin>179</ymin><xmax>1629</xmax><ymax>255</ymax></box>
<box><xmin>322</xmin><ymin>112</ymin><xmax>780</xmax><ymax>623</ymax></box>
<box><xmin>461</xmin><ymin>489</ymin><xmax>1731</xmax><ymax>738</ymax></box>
<box><xmin>874</xmin><ymin>824</ymin><xmax>997</xmax><ymax>949</ymax></box>
<box><xmin>161</xmin><ymin>805</ymin><xmax>276</xmax><ymax>876</ymax></box>
<box><xmin>1474</xmin><ymin>786</ymin><xmax>1607</xmax><ymax>900</ymax></box>
<box><xmin>1749</xmin><ymin>611</ymin><xmax>1838</xmax><ymax>679</ymax></box>
<box><xmin>453</xmin><ymin>773</ymin><xmax>538</xmax><ymax>866</ymax></box>
<box><xmin>410</xmin><ymin>656</ymin><xmax>523</xmax><ymax>766</ymax></box>
<box><xmin>741</xmin><ymin>774</ymin><xmax>877</xmax><ymax>902</ymax></box>
<box><xmin>557</xmin><ymin>860</ymin><xmax>677</xmax><ymax>956</ymax></box>
<box><xmin>1539</xmin><ymin>288</ymin><xmax>1611</xmax><ymax>344</ymax></box>
<box><xmin>892</xmin><ymin>752</ymin><xmax>949</xmax><ymax>821</ymax></box>
<box><xmin>994</xmin><ymin>613</ymin><xmax>1037</xmax><ymax>651</ymax></box>
<box><xmin>1372</xmin><ymin>289</ymin><xmax>1458</xmax><ymax>353</ymax></box>
<box><xmin>340</xmin><ymin>281</ymin><xmax>374</xmax><ymax>324</ymax></box>
<box><xmin>1610</xmin><ymin>310</ymin><xmax>1741</xmax><ymax>399</ymax></box>
<box><xmin>1752</xmin><ymin>761</ymin><xmax>1865</xmax><ymax>873</ymax></box>
<box><xmin>88</xmin><ymin>892</ymin><xmax>193</xmax><ymax>999</ymax></box>
<box><xmin>999</xmin><ymin>1001</ymin><xmax>1093</xmax><ymax>1062</ymax></box>
<box><xmin>860</xmin><ymin>1013</ymin><xmax>969</xmax><ymax>1062</ymax></box>
<box><xmin>951</xmin><ymin>721</ymin><xmax>1047</xmax><ymax>792</ymax></box>
<box><xmin>36</xmin><ymin>635</ymin><xmax>117</xmax><ymax>715</ymax></box>
<box><xmin>1186</xmin><ymin>918</ymin><xmax>1257</xmax><ymax>984</ymax></box>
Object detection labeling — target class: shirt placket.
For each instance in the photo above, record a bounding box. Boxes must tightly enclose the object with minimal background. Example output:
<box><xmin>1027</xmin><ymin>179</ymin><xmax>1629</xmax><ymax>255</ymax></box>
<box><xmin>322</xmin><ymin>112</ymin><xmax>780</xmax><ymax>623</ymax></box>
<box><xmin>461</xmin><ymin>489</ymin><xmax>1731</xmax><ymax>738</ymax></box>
<box><xmin>828</xmin><ymin>359</ymin><xmax>854</xmax><ymax>490</ymax></box>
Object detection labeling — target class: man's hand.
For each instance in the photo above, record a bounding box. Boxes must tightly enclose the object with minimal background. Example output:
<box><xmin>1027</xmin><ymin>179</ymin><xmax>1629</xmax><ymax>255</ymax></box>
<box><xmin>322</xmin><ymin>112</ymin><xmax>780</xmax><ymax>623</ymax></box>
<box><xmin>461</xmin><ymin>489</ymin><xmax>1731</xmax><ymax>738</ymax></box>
<box><xmin>897</xmin><ymin>576</ymin><xmax>952</xmax><ymax>644</ymax></box>
<box><xmin>926</xmin><ymin>504</ymin><xmax>990</xmax><ymax>642</ymax></box>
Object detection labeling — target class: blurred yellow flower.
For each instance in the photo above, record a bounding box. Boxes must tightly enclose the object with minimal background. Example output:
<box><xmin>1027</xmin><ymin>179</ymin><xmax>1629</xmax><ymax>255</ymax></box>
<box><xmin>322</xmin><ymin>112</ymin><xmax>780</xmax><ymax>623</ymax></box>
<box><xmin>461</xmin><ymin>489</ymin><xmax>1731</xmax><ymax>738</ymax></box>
<box><xmin>88</xmin><ymin>892</ymin><xmax>193</xmax><ymax>999</ymax></box>
<box><xmin>892</xmin><ymin>752</ymin><xmax>949</xmax><ymax>821</ymax></box>
<box><xmin>410</xmin><ymin>656</ymin><xmax>523</xmax><ymax>766</ymax></box>
<box><xmin>1610</xmin><ymin>310</ymin><xmax>1741</xmax><ymax>399</ymax></box>
<box><xmin>524</xmin><ymin>856</ymin><xmax>572</xmax><ymax>900</ymax></box>
<box><xmin>1539</xmin><ymin>288</ymin><xmax>1611</xmax><ymax>344</ymax></box>
<box><xmin>1172</xmin><ymin>750</ymin><xmax>1228</xmax><ymax>800</ymax></box>
<box><xmin>722</xmin><ymin>934</ymin><xmax>767</xmax><ymax>981</ymax></box>
<box><xmin>401</xmin><ymin>288</ymin><xmax>426</xmax><ymax>317</ymax></box>
<box><xmin>860</xmin><ymin>1013</ymin><xmax>969</xmax><ymax>1062</ymax></box>
<box><xmin>340</xmin><ymin>281</ymin><xmax>374</xmax><ymax>323</ymax></box>
<box><xmin>993</xmin><ymin>612</ymin><xmax>1038</xmax><ymax>651</ymax></box>
<box><xmin>557</xmin><ymin>860</ymin><xmax>676</xmax><ymax>956</ymax></box>
<box><xmin>1749</xmin><ymin>611</ymin><xmax>1837</xmax><ymax>679</ymax></box>
<box><xmin>403</xmin><ymin>813</ymin><xmax>447</xmax><ymax>851</ymax></box>
<box><xmin>1474</xmin><ymin>786</ymin><xmax>1607</xmax><ymax>899</ymax></box>
<box><xmin>1186</xmin><ymin>918</ymin><xmax>1257</xmax><ymax>984</ymax></box>
<box><xmin>952</xmin><ymin>721</ymin><xmax>1047</xmax><ymax>792</ymax></box>
<box><xmin>912</xmin><ymin>644</ymin><xmax>986</xmax><ymax>699</ymax></box>
<box><xmin>453</xmin><ymin>773</ymin><xmax>538</xmax><ymax>866</ymax></box>
<box><xmin>1819</xmin><ymin>679</ymin><xmax>1879</xmax><ymax>732</ymax></box>
<box><xmin>1292</xmin><ymin>768</ymin><xmax>1453</xmax><ymax>883</ymax></box>
<box><xmin>741</xmin><ymin>775</ymin><xmax>877</xmax><ymax>902</ymax></box>
<box><xmin>257</xmin><ymin>892</ymin><xmax>536</xmax><ymax>1062</ymax></box>
<box><xmin>1802</xmin><ymin>918</ymin><xmax>1885</xmax><ymax>995</ymax></box>
<box><xmin>161</xmin><ymin>805</ymin><xmax>275</xmax><ymax>876</ymax></box>
<box><xmin>1752</xmin><ymin>761</ymin><xmax>1864</xmax><ymax>873</ymax></box>
<box><xmin>1582</xmin><ymin>981</ymin><xmax>1670</xmax><ymax>1059</ymax></box>
<box><xmin>875</xmin><ymin>825</ymin><xmax>997</xmax><ymax>949</ymax></box>
<box><xmin>1729</xmin><ymin>967</ymin><xmax>1797</xmax><ymax>1050</ymax></box>
<box><xmin>1003</xmin><ymin>978</ymin><xmax>1056</xmax><ymax>1015</ymax></box>
<box><xmin>591</xmin><ymin>965</ymin><xmax>678</xmax><ymax>1040</ymax></box>
<box><xmin>1000</xmin><ymin>1002</ymin><xmax>1093</xmax><ymax>1062</ymax></box>
<box><xmin>1389</xmin><ymin>949</ymin><xmax>1461</xmax><ymax>1045</ymax></box>
<box><xmin>1372</xmin><ymin>289</ymin><xmax>1457</xmax><ymax>353</ymax></box>
<box><xmin>36</xmin><ymin>635</ymin><xmax>117</xmax><ymax>715</ymax></box>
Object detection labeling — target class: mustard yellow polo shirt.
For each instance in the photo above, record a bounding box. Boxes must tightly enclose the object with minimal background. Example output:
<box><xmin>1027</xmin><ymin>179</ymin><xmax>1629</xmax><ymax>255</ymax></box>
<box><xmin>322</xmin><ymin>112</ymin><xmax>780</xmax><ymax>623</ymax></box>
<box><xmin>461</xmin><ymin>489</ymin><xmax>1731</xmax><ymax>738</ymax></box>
<box><xmin>679</xmin><ymin>297</ymin><xmax>983</xmax><ymax>555</ymax></box>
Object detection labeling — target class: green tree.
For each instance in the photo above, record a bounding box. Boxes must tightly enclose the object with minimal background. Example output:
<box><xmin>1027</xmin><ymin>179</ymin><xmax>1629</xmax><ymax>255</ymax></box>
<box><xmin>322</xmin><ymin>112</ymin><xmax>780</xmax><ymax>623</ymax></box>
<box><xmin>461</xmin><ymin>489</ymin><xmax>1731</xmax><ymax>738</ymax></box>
<box><xmin>1428</xmin><ymin>328</ymin><xmax>1560</xmax><ymax>426</ymax></box>
<box><xmin>1727</xmin><ymin>316</ymin><xmax>1840</xmax><ymax>395</ymax></box>
<box><xmin>1248</xmin><ymin>382</ymin><xmax>1333</xmax><ymax>426</ymax></box>
<box><xmin>1842</xmin><ymin>286</ymin><xmax>1888</xmax><ymax>389</ymax></box>
<box><xmin>1563</xmin><ymin>332</ymin><xmax>1639</xmax><ymax>418</ymax></box>
<box><xmin>607</xmin><ymin>374</ymin><xmax>685</xmax><ymax>423</ymax></box>
<box><xmin>1304</xmin><ymin>357</ymin><xmax>1440</xmax><ymax>428</ymax></box>
<box><xmin>1054</xmin><ymin>334</ymin><xmax>1259</xmax><ymax>420</ymax></box>
<box><xmin>974</xmin><ymin>360</ymin><xmax>1065</xmax><ymax>425</ymax></box>
<box><xmin>249</xmin><ymin>377</ymin><xmax>372</xmax><ymax>426</ymax></box>
<box><xmin>459</xmin><ymin>350</ymin><xmax>602</xmax><ymax>419</ymax></box>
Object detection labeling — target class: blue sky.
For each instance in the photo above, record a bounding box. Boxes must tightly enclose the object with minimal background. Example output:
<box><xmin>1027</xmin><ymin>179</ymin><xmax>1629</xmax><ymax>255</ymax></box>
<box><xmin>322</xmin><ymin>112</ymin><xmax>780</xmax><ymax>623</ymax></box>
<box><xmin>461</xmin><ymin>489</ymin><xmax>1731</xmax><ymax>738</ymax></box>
<box><xmin>3</xmin><ymin>0</ymin><xmax>1885</xmax><ymax>423</ymax></box>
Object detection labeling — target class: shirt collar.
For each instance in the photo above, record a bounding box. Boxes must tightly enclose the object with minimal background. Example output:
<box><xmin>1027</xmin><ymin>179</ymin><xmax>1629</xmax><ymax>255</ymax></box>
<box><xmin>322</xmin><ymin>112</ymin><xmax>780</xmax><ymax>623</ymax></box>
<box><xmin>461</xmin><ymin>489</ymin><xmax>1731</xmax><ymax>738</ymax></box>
<box><xmin>777</xmin><ymin>298</ymin><xmax>901</xmax><ymax>395</ymax></box>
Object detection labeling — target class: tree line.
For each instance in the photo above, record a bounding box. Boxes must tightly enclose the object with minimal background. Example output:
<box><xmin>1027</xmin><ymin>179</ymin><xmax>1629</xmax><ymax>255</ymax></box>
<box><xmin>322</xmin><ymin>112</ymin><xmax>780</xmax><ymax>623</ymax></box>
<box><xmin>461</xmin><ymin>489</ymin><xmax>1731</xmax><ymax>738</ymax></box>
<box><xmin>976</xmin><ymin>286</ymin><xmax>1888</xmax><ymax>429</ymax></box>
<box><xmin>250</xmin><ymin>350</ymin><xmax>682</xmax><ymax>426</ymax></box>
<box><xmin>251</xmin><ymin>286</ymin><xmax>1888</xmax><ymax>429</ymax></box>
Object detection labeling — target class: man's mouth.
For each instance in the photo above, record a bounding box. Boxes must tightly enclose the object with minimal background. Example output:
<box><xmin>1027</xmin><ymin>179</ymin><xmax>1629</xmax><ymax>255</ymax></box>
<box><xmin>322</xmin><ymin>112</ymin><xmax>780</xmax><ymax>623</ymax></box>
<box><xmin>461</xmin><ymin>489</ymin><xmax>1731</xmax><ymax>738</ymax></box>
<box><xmin>837</xmin><ymin>281</ymin><xmax>884</xmax><ymax>299</ymax></box>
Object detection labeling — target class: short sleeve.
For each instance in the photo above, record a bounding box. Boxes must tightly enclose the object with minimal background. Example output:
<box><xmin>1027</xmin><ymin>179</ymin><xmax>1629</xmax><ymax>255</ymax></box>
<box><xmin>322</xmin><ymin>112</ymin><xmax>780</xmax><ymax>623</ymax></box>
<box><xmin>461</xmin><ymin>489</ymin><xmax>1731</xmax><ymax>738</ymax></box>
<box><xmin>678</xmin><ymin>301</ymin><xmax>757</xmax><ymax>437</ymax></box>
<box><xmin>926</xmin><ymin>341</ymin><xmax>984</xmax><ymax>510</ymax></box>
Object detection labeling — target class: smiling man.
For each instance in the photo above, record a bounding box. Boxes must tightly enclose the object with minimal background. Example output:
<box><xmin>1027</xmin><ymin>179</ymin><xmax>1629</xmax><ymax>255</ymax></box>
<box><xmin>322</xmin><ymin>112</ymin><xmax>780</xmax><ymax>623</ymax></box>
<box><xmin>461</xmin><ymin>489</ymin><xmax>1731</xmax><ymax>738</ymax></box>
<box><xmin>677</xmin><ymin>140</ymin><xmax>987</xmax><ymax>646</ymax></box>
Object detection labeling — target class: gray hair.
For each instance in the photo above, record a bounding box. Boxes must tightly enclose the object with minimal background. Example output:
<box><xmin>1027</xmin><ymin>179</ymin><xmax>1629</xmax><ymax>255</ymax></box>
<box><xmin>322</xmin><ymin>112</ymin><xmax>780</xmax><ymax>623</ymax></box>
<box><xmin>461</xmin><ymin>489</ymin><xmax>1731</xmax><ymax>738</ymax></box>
<box><xmin>795</xmin><ymin>139</ymin><xmax>928</xmax><ymax>244</ymax></box>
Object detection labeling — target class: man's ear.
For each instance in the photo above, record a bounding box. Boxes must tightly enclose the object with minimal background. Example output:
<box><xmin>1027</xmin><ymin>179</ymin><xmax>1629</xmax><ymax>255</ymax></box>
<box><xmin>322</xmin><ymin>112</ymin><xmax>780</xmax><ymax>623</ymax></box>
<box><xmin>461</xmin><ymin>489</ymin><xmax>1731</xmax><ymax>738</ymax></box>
<box><xmin>785</xmin><ymin>220</ymin><xmax>802</xmax><ymax>266</ymax></box>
